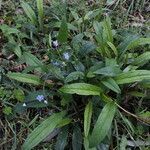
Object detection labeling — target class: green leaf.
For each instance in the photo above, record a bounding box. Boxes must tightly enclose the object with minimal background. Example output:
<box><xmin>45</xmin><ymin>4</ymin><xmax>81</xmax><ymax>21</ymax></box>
<box><xmin>65</xmin><ymin>71</ymin><xmax>84</xmax><ymax>83</ymax></box>
<box><xmin>106</xmin><ymin>0</ymin><xmax>116</xmax><ymax>5</ymax></box>
<box><xmin>72</xmin><ymin>125</ymin><xmax>82</xmax><ymax>150</ymax></box>
<box><xmin>84</xmin><ymin>138</ymin><xmax>97</xmax><ymax>150</ymax></box>
<box><xmin>127</xmin><ymin>38</ymin><xmax>150</xmax><ymax>50</ymax></box>
<box><xmin>107</xmin><ymin>41</ymin><xmax>118</xmax><ymax>57</ymax></box>
<box><xmin>84</xmin><ymin>9</ymin><xmax>101</xmax><ymax>20</ymax></box>
<box><xmin>84</xmin><ymin>137</ymin><xmax>90</xmax><ymax>150</ymax></box>
<box><xmin>52</xmin><ymin>22</ymin><xmax>77</xmax><ymax>31</ymax></box>
<box><xmin>3</xmin><ymin>106</ymin><xmax>12</xmax><ymax>115</ymax></box>
<box><xmin>118</xmin><ymin>36</ymin><xmax>150</xmax><ymax>57</ymax></box>
<box><xmin>23</xmin><ymin>112</ymin><xmax>66</xmax><ymax>150</ymax></box>
<box><xmin>13</xmin><ymin>89</ymin><xmax>25</xmax><ymax>102</ymax></box>
<box><xmin>89</xmin><ymin>102</ymin><xmax>117</xmax><ymax>148</ymax></box>
<box><xmin>55</xmin><ymin>127</ymin><xmax>68</xmax><ymax>150</ymax></box>
<box><xmin>115</xmin><ymin>70</ymin><xmax>150</xmax><ymax>84</ymax></box>
<box><xmin>93</xmin><ymin>21</ymin><xmax>103</xmax><ymax>36</ymax></box>
<box><xmin>21</xmin><ymin>1</ymin><xmax>37</xmax><ymax>25</ymax></box>
<box><xmin>102</xmin><ymin>78</ymin><xmax>121</xmax><ymax>93</ymax></box>
<box><xmin>73</xmin><ymin>61</ymin><xmax>85</xmax><ymax>72</ymax></box>
<box><xmin>57</xmin><ymin>118</ymin><xmax>72</xmax><ymax>128</ymax></box>
<box><xmin>57</xmin><ymin>19</ymin><xmax>68</xmax><ymax>43</ymax></box>
<box><xmin>36</xmin><ymin>0</ymin><xmax>44</xmax><ymax>30</ymax></box>
<box><xmin>106</xmin><ymin>58</ymin><xmax>118</xmax><ymax>67</ymax></box>
<box><xmin>93</xmin><ymin>66</ymin><xmax>121</xmax><ymax>77</ymax></box>
<box><xmin>80</xmin><ymin>41</ymin><xmax>96</xmax><ymax>55</ymax></box>
<box><xmin>68</xmin><ymin>23</ymin><xmax>78</xmax><ymax>31</ymax></box>
<box><xmin>7</xmin><ymin>72</ymin><xmax>42</xmax><ymax>85</ymax></box>
<box><xmin>140</xmin><ymin>80</ymin><xmax>150</xmax><ymax>88</ymax></box>
<box><xmin>103</xmin><ymin>16</ymin><xmax>113</xmax><ymax>43</ymax></box>
<box><xmin>132</xmin><ymin>52</ymin><xmax>150</xmax><ymax>67</ymax></box>
<box><xmin>61</xmin><ymin>94</ymin><xmax>72</xmax><ymax>106</ymax></box>
<box><xmin>84</xmin><ymin>101</ymin><xmax>93</xmax><ymax>137</ymax></box>
<box><xmin>128</xmin><ymin>91</ymin><xmax>145</xmax><ymax>98</ymax></box>
<box><xmin>101</xmin><ymin>94</ymin><xmax>113</xmax><ymax>103</ymax></box>
<box><xmin>23</xmin><ymin>52</ymin><xmax>44</xmax><ymax>72</ymax></box>
<box><xmin>120</xmin><ymin>135</ymin><xmax>127</xmax><ymax>150</ymax></box>
<box><xmin>23</xmin><ymin>52</ymin><xmax>43</xmax><ymax>66</ymax></box>
<box><xmin>119</xmin><ymin>112</ymin><xmax>135</xmax><ymax>133</ymax></box>
<box><xmin>87</xmin><ymin>62</ymin><xmax>104</xmax><ymax>78</ymax></box>
<box><xmin>139</xmin><ymin>111</ymin><xmax>150</xmax><ymax>118</ymax></box>
<box><xmin>71</xmin><ymin>10</ymin><xmax>79</xmax><ymax>20</ymax></box>
<box><xmin>118</xmin><ymin>35</ymin><xmax>138</xmax><ymax>57</ymax></box>
<box><xmin>59</xmin><ymin>83</ymin><xmax>102</xmax><ymax>96</ymax></box>
<box><xmin>14</xmin><ymin>44</ymin><xmax>22</xmax><ymax>58</ymax></box>
<box><xmin>0</xmin><ymin>24</ymin><xmax>20</xmax><ymax>36</ymax></box>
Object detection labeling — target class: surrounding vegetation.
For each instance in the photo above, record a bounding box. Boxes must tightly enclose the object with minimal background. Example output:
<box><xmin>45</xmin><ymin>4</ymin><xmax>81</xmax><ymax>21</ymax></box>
<box><xmin>0</xmin><ymin>0</ymin><xmax>150</xmax><ymax>149</ymax></box>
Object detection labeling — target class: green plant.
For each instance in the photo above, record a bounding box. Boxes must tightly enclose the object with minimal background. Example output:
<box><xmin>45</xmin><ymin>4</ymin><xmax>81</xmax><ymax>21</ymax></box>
<box><xmin>4</xmin><ymin>14</ymin><xmax>150</xmax><ymax>149</ymax></box>
<box><xmin>21</xmin><ymin>0</ymin><xmax>44</xmax><ymax>31</ymax></box>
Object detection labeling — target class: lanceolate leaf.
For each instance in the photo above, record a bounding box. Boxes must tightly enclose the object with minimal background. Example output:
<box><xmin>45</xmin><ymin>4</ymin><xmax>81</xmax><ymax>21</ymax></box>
<box><xmin>118</xmin><ymin>36</ymin><xmax>150</xmax><ymax>57</ymax></box>
<box><xmin>102</xmin><ymin>78</ymin><xmax>121</xmax><ymax>93</ymax></box>
<box><xmin>132</xmin><ymin>52</ymin><xmax>150</xmax><ymax>66</ymax></box>
<box><xmin>84</xmin><ymin>137</ymin><xmax>90</xmax><ymax>150</ymax></box>
<box><xmin>23</xmin><ymin>52</ymin><xmax>44</xmax><ymax>72</ymax></box>
<box><xmin>93</xmin><ymin>66</ymin><xmax>121</xmax><ymax>77</ymax></box>
<box><xmin>89</xmin><ymin>102</ymin><xmax>117</xmax><ymax>148</ymax></box>
<box><xmin>93</xmin><ymin>21</ymin><xmax>103</xmax><ymax>36</ymax></box>
<box><xmin>23</xmin><ymin>52</ymin><xmax>43</xmax><ymax>66</ymax></box>
<box><xmin>72</xmin><ymin>125</ymin><xmax>83</xmax><ymax>150</ymax></box>
<box><xmin>103</xmin><ymin>16</ymin><xmax>113</xmax><ymax>43</ymax></box>
<box><xmin>84</xmin><ymin>101</ymin><xmax>93</xmax><ymax>137</ymax></box>
<box><xmin>120</xmin><ymin>135</ymin><xmax>127</xmax><ymax>150</ymax></box>
<box><xmin>58</xmin><ymin>19</ymin><xmax>68</xmax><ymax>43</ymax></box>
<box><xmin>55</xmin><ymin>127</ymin><xmax>68</xmax><ymax>150</ymax></box>
<box><xmin>0</xmin><ymin>24</ymin><xmax>20</xmax><ymax>35</ymax></box>
<box><xmin>36</xmin><ymin>0</ymin><xmax>43</xmax><ymax>18</ymax></box>
<box><xmin>21</xmin><ymin>1</ymin><xmax>37</xmax><ymax>25</ymax></box>
<box><xmin>57</xmin><ymin>118</ymin><xmax>72</xmax><ymax>128</ymax></box>
<box><xmin>36</xmin><ymin>0</ymin><xmax>44</xmax><ymax>30</ymax></box>
<box><xmin>106</xmin><ymin>0</ymin><xmax>116</xmax><ymax>5</ymax></box>
<box><xmin>59</xmin><ymin>83</ymin><xmax>102</xmax><ymax>96</ymax></box>
<box><xmin>115</xmin><ymin>70</ymin><xmax>150</xmax><ymax>84</ymax></box>
<box><xmin>65</xmin><ymin>71</ymin><xmax>84</xmax><ymax>83</ymax></box>
<box><xmin>127</xmin><ymin>38</ymin><xmax>150</xmax><ymax>50</ymax></box>
<box><xmin>84</xmin><ymin>9</ymin><xmax>101</xmax><ymax>20</ymax></box>
<box><xmin>107</xmin><ymin>41</ymin><xmax>118</xmax><ymax>56</ymax></box>
<box><xmin>118</xmin><ymin>35</ymin><xmax>137</xmax><ymax>52</ymax></box>
<box><xmin>23</xmin><ymin>112</ymin><xmax>66</xmax><ymax>149</ymax></box>
<box><xmin>7</xmin><ymin>72</ymin><xmax>41</xmax><ymax>85</ymax></box>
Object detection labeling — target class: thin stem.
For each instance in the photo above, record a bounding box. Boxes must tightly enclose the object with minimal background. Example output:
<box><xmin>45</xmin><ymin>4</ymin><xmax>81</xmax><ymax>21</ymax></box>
<box><xmin>115</xmin><ymin>102</ymin><xmax>150</xmax><ymax>125</ymax></box>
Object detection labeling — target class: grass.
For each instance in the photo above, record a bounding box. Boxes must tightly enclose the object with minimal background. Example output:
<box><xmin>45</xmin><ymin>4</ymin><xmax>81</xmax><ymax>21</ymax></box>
<box><xmin>0</xmin><ymin>0</ymin><xmax>150</xmax><ymax>149</ymax></box>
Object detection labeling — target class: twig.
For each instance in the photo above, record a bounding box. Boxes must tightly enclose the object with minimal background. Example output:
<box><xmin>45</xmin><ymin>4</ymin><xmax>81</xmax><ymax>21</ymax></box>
<box><xmin>115</xmin><ymin>102</ymin><xmax>150</xmax><ymax>126</ymax></box>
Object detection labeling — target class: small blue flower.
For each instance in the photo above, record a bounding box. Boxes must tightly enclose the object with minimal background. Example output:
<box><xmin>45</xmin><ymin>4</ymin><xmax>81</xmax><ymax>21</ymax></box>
<box><xmin>52</xmin><ymin>40</ymin><xmax>59</xmax><ymax>49</ymax></box>
<box><xmin>52</xmin><ymin>61</ymin><xmax>60</xmax><ymax>66</ymax></box>
<box><xmin>36</xmin><ymin>95</ymin><xmax>45</xmax><ymax>102</ymax></box>
<box><xmin>63</xmin><ymin>52</ymin><xmax>70</xmax><ymax>60</ymax></box>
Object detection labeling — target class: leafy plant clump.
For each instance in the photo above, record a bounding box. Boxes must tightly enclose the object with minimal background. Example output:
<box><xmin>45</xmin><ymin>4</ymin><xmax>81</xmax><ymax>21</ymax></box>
<box><xmin>0</xmin><ymin>0</ymin><xmax>150</xmax><ymax>149</ymax></box>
